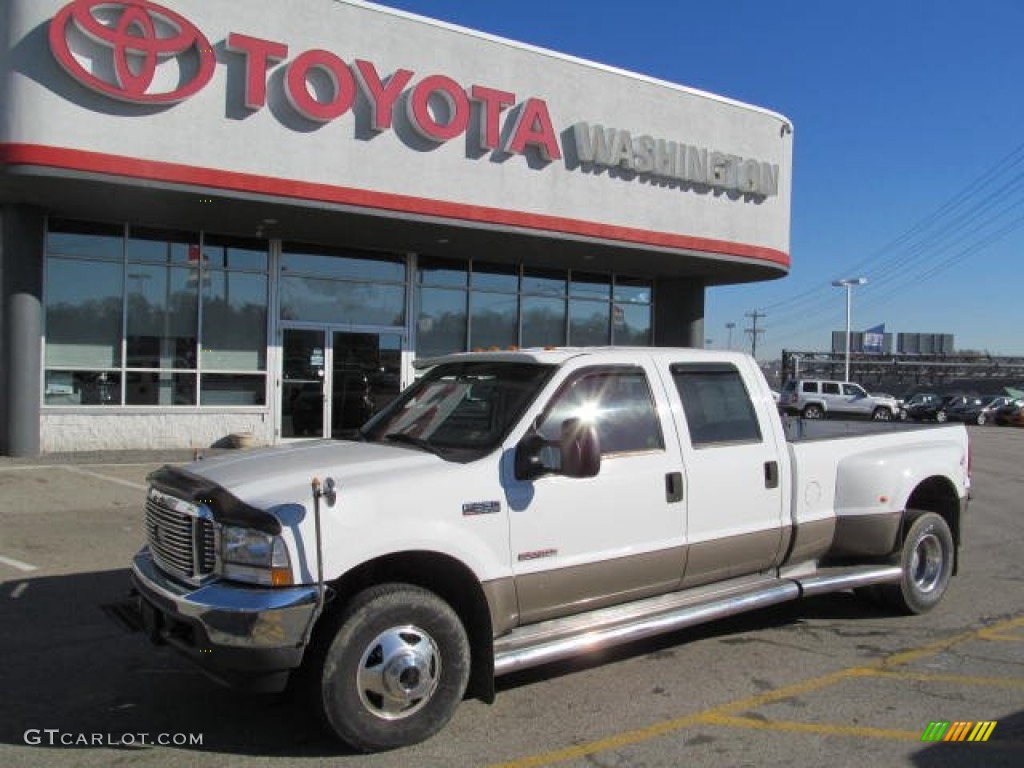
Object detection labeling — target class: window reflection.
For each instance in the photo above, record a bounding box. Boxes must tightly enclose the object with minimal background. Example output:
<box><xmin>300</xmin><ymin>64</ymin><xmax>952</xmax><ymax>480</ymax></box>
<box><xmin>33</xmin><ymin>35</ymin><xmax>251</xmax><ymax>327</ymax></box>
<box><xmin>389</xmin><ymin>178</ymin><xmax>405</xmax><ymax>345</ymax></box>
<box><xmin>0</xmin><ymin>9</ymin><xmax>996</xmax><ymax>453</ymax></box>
<box><xmin>470</xmin><ymin>292</ymin><xmax>517</xmax><ymax>350</ymax></box>
<box><xmin>280</xmin><ymin>277</ymin><xmax>405</xmax><ymax>325</ymax></box>
<box><xmin>202</xmin><ymin>271</ymin><xmax>268</xmax><ymax>370</ymax></box>
<box><xmin>418</xmin><ymin>287</ymin><xmax>467</xmax><ymax>357</ymax></box>
<box><xmin>45</xmin><ymin>258</ymin><xmax>123</xmax><ymax>367</ymax></box>
<box><xmin>126</xmin><ymin>265</ymin><xmax>198</xmax><ymax>369</ymax></box>
<box><xmin>45</xmin><ymin>219</ymin><xmax>269</xmax><ymax>408</ymax></box>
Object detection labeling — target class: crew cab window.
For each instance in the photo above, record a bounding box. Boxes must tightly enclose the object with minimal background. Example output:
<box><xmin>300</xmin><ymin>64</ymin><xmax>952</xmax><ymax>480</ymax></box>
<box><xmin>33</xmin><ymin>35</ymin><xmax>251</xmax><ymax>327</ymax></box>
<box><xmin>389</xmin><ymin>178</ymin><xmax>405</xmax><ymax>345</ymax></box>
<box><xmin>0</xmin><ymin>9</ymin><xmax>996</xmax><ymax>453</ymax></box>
<box><xmin>671</xmin><ymin>364</ymin><xmax>762</xmax><ymax>447</ymax></box>
<box><xmin>801</xmin><ymin>381</ymin><xmax>818</xmax><ymax>393</ymax></box>
<box><xmin>536</xmin><ymin>367</ymin><xmax>664</xmax><ymax>456</ymax></box>
<box><xmin>842</xmin><ymin>383</ymin><xmax>866</xmax><ymax>397</ymax></box>
<box><xmin>822</xmin><ymin>382</ymin><xmax>841</xmax><ymax>395</ymax></box>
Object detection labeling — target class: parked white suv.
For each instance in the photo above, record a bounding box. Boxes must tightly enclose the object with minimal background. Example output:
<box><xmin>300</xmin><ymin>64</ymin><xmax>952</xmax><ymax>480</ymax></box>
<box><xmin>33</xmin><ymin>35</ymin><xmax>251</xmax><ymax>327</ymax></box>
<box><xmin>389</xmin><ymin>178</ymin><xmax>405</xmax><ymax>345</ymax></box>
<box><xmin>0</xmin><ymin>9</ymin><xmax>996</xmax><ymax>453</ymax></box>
<box><xmin>779</xmin><ymin>379</ymin><xmax>901</xmax><ymax>420</ymax></box>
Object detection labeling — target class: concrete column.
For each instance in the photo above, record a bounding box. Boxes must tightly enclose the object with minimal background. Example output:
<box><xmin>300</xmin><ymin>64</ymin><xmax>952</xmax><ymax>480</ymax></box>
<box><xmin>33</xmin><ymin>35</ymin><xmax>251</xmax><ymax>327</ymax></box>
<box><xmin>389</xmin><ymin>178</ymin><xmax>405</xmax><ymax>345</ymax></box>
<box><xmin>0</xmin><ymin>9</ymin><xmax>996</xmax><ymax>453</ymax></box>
<box><xmin>653</xmin><ymin>278</ymin><xmax>705</xmax><ymax>348</ymax></box>
<box><xmin>1</xmin><ymin>206</ymin><xmax>45</xmax><ymax>456</ymax></box>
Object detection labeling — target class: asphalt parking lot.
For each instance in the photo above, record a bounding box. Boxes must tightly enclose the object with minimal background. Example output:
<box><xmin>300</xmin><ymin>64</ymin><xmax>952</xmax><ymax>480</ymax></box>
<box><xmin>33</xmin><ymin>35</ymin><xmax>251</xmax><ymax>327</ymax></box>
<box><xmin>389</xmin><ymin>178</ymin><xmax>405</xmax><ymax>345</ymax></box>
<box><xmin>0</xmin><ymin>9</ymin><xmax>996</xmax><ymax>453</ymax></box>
<box><xmin>1</xmin><ymin>428</ymin><xmax>1022</xmax><ymax>767</ymax></box>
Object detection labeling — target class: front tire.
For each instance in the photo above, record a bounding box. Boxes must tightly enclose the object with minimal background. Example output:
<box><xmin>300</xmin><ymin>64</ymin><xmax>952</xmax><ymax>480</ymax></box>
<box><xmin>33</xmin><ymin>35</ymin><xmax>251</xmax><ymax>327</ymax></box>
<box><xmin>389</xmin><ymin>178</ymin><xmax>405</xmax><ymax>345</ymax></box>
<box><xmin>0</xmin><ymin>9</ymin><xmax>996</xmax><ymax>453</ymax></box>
<box><xmin>309</xmin><ymin>584</ymin><xmax>470</xmax><ymax>752</ymax></box>
<box><xmin>976</xmin><ymin>413</ymin><xmax>987</xmax><ymax>426</ymax></box>
<box><xmin>872</xmin><ymin>407</ymin><xmax>893</xmax><ymax>421</ymax></box>
<box><xmin>935</xmin><ymin>410</ymin><xmax>948</xmax><ymax>423</ymax></box>
<box><xmin>880</xmin><ymin>511</ymin><xmax>954</xmax><ymax>615</ymax></box>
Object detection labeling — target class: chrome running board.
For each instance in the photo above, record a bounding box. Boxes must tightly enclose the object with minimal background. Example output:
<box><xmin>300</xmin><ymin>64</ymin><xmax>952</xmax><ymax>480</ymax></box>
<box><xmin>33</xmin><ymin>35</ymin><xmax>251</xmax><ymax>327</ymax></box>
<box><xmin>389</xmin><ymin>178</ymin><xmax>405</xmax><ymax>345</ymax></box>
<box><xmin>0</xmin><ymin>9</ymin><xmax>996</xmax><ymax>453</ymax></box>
<box><xmin>493</xmin><ymin>564</ymin><xmax>904</xmax><ymax>676</ymax></box>
<box><xmin>796</xmin><ymin>564</ymin><xmax>902</xmax><ymax>597</ymax></box>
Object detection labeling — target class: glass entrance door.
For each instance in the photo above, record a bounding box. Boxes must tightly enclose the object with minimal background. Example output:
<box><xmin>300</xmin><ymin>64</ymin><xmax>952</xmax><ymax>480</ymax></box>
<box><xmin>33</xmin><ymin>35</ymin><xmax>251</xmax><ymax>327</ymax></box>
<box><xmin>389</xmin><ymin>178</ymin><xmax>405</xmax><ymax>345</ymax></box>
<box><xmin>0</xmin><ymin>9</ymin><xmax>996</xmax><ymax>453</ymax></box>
<box><xmin>281</xmin><ymin>328</ymin><xmax>403</xmax><ymax>440</ymax></box>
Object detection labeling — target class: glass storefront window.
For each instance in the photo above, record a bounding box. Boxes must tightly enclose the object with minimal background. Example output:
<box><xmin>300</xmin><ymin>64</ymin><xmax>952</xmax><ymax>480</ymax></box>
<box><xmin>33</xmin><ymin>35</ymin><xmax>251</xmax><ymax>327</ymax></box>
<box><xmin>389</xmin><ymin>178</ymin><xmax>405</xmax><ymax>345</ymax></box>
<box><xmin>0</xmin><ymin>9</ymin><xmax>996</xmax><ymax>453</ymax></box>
<box><xmin>613</xmin><ymin>303</ymin><xmax>653</xmax><ymax>346</ymax></box>
<box><xmin>45</xmin><ymin>257</ymin><xmax>123</xmax><ymax>367</ymax></box>
<box><xmin>614</xmin><ymin>276</ymin><xmax>653</xmax><ymax>304</ymax></box>
<box><xmin>125</xmin><ymin>371</ymin><xmax>197</xmax><ymax>406</ymax></box>
<box><xmin>521</xmin><ymin>296</ymin><xmax>566</xmax><ymax>348</ymax></box>
<box><xmin>522</xmin><ymin>268</ymin><xmax>566</xmax><ymax>296</ymax></box>
<box><xmin>201</xmin><ymin>271</ymin><xmax>268</xmax><ymax>370</ymax></box>
<box><xmin>471</xmin><ymin>263</ymin><xmax>518</xmax><ymax>293</ymax></box>
<box><xmin>280</xmin><ymin>276</ymin><xmax>405</xmax><ymax>325</ymax></box>
<box><xmin>415</xmin><ymin>260</ymin><xmax>651</xmax><ymax>360</ymax></box>
<box><xmin>419</xmin><ymin>257</ymin><xmax>468</xmax><ymax>287</ymax></box>
<box><xmin>203</xmin><ymin>236</ymin><xmax>268</xmax><ymax>271</ymax></box>
<box><xmin>45</xmin><ymin>219</ymin><xmax>272</xmax><ymax>408</ymax></box>
<box><xmin>470</xmin><ymin>292</ymin><xmax>517</xmax><ymax>350</ymax></box>
<box><xmin>47</xmin><ymin>220</ymin><xmax>123</xmax><ymax>260</ymax></box>
<box><xmin>569</xmin><ymin>299</ymin><xmax>611</xmax><ymax>346</ymax></box>
<box><xmin>418</xmin><ymin>287</ymin><xmax>467</xmax><ymax>357</ymax></box>
<box><xmin>282</xmin><ymin>245</ymin><xmax>405</xmax><ymax>282</ymax></box>
<box><xmin>201</xmin><ymin>374</ymin><xmax>267</xmax><ymax>406</ymax></box>
<box><xmin>127</xmin><ymin>227</ymin><xmax>200</xmax><ymax>264</ymax></box>
<box><xmin>44</xmin><ymin>370</ymin><xmax>121</xmax><ymax>406</ymax></box>
<box><xmin>126</xmin><ymin>265</ymin><xmax>199</xmax><ymax>369</ymax></box>
<box><xmin>570</xmin><ymin>272</ymin><xmax>611</xmax><ymax>300</ymax></box>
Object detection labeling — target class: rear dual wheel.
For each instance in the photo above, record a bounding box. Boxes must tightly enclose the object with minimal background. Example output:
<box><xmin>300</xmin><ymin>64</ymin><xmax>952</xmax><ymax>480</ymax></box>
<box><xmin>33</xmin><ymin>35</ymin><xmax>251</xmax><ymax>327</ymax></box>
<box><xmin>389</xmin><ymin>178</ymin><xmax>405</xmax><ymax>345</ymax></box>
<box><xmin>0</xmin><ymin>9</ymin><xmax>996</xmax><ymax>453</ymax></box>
<box><xmin>862</xmin><ymin>511</ymin><xmax>954</xmax><ymax>615</ymax></box>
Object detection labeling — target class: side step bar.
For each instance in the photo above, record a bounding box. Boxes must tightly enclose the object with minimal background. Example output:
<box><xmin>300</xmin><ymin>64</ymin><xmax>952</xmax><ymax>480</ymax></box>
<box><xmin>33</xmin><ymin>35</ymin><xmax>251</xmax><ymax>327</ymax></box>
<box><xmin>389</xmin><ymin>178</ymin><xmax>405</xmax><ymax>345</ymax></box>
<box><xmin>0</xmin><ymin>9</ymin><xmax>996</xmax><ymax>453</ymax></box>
<box><xmin>493</xmin><ymin>564</ymin><xmax>902</xmax><ymax>676</ymax></box>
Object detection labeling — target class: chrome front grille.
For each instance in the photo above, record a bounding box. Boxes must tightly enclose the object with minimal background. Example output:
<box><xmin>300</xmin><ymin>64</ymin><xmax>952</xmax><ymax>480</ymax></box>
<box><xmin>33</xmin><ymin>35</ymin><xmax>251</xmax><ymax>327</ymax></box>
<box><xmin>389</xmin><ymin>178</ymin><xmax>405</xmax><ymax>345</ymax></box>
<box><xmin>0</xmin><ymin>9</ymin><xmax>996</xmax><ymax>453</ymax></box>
<box><xmin>145</xmin><ymin>489</ymin><xmax>216</xmax><ymax>584</ymax></box>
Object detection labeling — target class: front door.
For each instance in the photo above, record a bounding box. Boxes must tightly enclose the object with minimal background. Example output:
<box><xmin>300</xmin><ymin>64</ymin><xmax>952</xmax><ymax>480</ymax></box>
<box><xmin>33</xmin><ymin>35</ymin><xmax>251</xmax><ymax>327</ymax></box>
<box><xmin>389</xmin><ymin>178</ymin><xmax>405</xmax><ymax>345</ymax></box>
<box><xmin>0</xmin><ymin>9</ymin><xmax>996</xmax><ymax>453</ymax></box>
<box><xmin>280</xmin><ymin>328</ymin><xmax>403</xmax><ymax>440</ymax></box>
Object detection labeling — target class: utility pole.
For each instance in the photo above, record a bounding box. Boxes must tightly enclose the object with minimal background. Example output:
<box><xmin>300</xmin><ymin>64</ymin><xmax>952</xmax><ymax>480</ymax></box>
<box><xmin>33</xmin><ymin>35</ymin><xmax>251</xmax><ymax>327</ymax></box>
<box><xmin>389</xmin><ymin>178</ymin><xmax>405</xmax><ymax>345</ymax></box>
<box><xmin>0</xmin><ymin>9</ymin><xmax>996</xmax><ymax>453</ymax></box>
<box><xmin>725</xmin><ymin>322</ymin><xmax>736</xmax><ymax>350</ymax></box>
<box><xmin>744</xmin><ymin>310</ymin><xmax>767</xmax><ymax>359</ymax></box>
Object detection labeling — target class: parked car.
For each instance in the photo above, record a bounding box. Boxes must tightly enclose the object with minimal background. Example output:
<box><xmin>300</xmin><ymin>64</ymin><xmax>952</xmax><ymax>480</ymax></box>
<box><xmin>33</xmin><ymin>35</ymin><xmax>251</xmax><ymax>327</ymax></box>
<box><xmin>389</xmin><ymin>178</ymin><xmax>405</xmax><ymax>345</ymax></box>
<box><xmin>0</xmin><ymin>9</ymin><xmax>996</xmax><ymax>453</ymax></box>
<box><xmin>779</xmin><ymin>378</ymin><xmax>901</xmax><ymax>420</ymax></box>
<box><xmin>993</xmin><ymin>399</ymin><xmax>1024</xmax><ymax>426</ymax></box>
<box><xmin>904</xmin><ymin>393</ymin><xmax>962</xmax><ymax>423</ymax></box>
<box><xmin>948</xmin><ymin>396</ymin><xmax>1015</xmax><ymax>426</ymax></box>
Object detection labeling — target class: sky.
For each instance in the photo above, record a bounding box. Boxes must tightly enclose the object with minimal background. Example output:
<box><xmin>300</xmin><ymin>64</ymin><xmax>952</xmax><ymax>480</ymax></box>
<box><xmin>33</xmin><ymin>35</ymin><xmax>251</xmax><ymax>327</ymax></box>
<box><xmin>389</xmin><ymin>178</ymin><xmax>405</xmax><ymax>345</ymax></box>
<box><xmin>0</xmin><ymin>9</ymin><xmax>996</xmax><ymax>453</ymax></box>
<box><xmin>372</xmin><ymin>0</ymin><xmax>1024</xmax><ymax>360</ymax></box>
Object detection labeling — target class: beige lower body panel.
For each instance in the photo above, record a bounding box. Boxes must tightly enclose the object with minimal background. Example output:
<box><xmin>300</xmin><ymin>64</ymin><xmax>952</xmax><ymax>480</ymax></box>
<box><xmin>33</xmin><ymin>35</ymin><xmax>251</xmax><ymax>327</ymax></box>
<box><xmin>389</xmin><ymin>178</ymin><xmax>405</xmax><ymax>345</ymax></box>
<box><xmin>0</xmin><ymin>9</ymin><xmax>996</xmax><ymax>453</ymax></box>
<box><xmin>514</xmin><ymin>547</ymin><xmax>686</xmax><ymax>625</ymax></box>
<box><xmin>830</xmin><ymin>511</ymin><xmax>902</xmax><ymax>557</ymax></box>
<box><xmin>785</xmin><ymin>517</ymin><xmax>837</xmax><ymax>564</ymax></box>
<box><xmin>681</xmin><ymin>528</ymin><xmax>783</xmax><ymax>589</ymax></box>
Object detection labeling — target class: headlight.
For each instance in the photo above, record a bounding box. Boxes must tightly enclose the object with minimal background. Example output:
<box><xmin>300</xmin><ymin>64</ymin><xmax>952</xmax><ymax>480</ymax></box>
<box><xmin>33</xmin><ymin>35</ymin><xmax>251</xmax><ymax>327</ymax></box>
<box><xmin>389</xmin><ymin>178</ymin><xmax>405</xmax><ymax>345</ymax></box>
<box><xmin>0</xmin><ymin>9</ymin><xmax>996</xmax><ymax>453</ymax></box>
<box><xmin>221</xmin><ymin>526</ymin><xmax>293</xmax><ymax>586</ymax></box>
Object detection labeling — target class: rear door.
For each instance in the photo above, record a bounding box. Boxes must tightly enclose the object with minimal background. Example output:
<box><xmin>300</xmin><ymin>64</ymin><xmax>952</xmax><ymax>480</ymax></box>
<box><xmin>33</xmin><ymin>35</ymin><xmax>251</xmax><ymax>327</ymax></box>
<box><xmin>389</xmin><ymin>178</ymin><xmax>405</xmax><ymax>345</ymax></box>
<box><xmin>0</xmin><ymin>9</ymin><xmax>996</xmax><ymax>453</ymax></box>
<box><xmin>666</xmin><ymin>361</ymin><xmax>786</xmax><ymax>587</ymax></box>
<box><xmin>506</xmin><ymin>362</ymin><xmax>686</xmax><ymax>623</ymax></box>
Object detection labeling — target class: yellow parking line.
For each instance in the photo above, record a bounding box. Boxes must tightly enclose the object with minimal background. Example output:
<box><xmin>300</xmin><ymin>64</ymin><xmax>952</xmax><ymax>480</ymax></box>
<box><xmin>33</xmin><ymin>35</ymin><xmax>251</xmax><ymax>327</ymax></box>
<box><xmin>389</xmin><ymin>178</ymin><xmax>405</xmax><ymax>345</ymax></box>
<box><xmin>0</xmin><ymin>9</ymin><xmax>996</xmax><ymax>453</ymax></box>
<box><xmin>488</xmin><ymin>614</ymin><xmax>1024</xmax><ymax>768</ymax></box>
<box><xmin>977</xmin><ymin>617</ymin><xmax>1024</xmax><ymax>642</ymax></box>
<box><xmin>870</xmin><ymin>670</ymin><xmax>1024</xmax><ymax>688</ymax></box>
<box><xmin>701</xmin><ymin>713</ymin><xmax>921</xmax><ymax>741</ymax></box>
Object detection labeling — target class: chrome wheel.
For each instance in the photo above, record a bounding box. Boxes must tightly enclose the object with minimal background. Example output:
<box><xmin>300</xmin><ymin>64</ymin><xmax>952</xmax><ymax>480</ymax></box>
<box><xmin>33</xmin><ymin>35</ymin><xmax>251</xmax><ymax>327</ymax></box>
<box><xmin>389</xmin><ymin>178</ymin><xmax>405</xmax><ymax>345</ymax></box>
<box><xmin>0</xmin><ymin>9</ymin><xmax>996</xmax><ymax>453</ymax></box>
<box><xmin>909</xmin><ymin>532</ymin><xmax>944</xmax><ymax>594</ymax></box>
<box><xmin>310</xmin><ymin>583</ymin><xmax>471</xmax><ymax>751</ymax></box>
<box><xmin>356</xmin><ymin>625</ymin><xmax>441</xmax><ymax>720</ymax></box>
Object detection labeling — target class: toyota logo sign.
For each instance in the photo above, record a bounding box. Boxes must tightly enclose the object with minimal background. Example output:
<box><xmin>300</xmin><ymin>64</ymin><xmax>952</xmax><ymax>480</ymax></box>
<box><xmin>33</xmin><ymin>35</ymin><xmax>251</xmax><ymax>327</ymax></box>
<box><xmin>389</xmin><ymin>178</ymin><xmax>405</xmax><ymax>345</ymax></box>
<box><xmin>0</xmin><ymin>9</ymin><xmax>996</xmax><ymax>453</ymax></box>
<box><xmin>49</xmin><ymin>0</ymin><xmax>216</xmax><ymax>104</ymax></box>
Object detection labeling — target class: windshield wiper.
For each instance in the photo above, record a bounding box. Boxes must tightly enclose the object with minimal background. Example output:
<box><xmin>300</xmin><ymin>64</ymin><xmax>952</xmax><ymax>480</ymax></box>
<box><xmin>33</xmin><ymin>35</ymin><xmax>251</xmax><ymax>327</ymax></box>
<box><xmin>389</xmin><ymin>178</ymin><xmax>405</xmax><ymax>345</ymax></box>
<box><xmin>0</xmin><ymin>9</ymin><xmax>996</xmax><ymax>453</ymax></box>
<box><xmin>383</xmin><ymin>433</ymin><xmax>445</xmax><ymax>457</ymax></box>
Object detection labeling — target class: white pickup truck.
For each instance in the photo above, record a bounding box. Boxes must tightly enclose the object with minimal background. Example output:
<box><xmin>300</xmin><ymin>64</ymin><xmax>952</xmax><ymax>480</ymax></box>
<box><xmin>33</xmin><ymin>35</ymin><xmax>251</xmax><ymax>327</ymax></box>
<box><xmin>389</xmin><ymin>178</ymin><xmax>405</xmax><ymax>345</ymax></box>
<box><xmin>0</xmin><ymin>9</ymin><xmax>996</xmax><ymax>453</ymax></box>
<box><xmin>128</xmin><ymin>348</ymin><xmax>970</xmax><ymax>751</ymax></box>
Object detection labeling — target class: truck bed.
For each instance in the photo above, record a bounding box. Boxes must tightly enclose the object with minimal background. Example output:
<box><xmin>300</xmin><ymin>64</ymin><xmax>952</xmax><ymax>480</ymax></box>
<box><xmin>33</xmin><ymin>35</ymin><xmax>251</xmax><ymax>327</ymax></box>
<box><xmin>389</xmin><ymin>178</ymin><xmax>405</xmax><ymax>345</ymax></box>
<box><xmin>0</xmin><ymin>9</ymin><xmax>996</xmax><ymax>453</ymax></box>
<box><xmin>782</xmin><ymin>416</ymin><xmax>957</xmax><ymax>442</ymax></box>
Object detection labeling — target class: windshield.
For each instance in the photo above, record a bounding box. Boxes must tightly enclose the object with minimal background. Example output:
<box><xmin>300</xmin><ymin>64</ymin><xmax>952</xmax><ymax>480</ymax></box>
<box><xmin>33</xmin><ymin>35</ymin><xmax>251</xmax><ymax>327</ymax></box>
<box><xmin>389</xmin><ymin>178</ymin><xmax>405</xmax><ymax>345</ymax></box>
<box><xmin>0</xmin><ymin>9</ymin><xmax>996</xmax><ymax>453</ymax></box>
<box><xmin>360</xmin><ymin>361</ymin><xmax>556</xmax><ymax>460</ymax></box>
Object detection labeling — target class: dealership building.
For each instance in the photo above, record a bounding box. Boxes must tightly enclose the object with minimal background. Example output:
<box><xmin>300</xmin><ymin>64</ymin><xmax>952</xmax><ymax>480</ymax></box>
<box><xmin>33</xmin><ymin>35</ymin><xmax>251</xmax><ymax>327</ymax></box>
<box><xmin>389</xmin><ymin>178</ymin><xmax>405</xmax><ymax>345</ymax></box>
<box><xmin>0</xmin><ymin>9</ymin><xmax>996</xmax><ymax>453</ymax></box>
<box><xmin>0</xmin><ymin>0</ymin><xmax>792</xmax><ymax>455</ymax></box>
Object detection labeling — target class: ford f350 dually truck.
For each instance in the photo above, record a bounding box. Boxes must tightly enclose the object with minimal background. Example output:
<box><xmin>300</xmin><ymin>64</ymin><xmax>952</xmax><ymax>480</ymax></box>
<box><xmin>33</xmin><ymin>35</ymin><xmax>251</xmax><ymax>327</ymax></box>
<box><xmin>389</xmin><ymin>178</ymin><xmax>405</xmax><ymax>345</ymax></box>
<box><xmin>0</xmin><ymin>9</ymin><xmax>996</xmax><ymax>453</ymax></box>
<box><xmin>127</xmin><ymin>348</ymin><xmax>970</xmax><ymax>751</ymax></box>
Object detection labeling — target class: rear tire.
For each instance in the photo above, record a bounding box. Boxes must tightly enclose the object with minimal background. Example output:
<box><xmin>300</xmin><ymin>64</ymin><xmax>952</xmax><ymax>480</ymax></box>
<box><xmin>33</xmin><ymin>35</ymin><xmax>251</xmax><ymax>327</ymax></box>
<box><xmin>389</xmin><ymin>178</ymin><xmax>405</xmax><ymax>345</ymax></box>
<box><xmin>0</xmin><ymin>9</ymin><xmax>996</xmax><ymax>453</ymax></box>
<box><xmin>976</xmin><ymin>413</ymin><xmax>986</xmax><ymax>426</ymax></box>
<box><xmin>305</xmin><ymin>584</ymin><xmax>470</xmax><ymax>752</ymax></box>
<box><xmin>802</xmin><ymin>404</ymin><xmax>824</xmax><ymax>420</ymax></box>
<box><xmin>878</xmin><ymin>511</ymin><xmax>954</xmax><ymax>615</ymax></box>
<box><xmin>935</xmin><ymin>410</ymin><xmax>948</xmax><ymax>423</ymax></box>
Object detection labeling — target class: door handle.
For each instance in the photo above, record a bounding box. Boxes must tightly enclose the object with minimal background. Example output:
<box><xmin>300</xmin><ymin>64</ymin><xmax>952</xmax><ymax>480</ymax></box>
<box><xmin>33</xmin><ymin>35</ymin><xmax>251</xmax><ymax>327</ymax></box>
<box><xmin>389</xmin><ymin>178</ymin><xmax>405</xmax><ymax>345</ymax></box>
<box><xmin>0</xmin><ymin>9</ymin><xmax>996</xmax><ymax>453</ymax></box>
<box><xmin>764</xmin><ymin>461</ymin><xmax>779</xmax><ymax>489</ymax></box>
<box><xmin>665</xmin><ymin>471</ymin><xmax>684</xmax><ymax>503</ymax></box>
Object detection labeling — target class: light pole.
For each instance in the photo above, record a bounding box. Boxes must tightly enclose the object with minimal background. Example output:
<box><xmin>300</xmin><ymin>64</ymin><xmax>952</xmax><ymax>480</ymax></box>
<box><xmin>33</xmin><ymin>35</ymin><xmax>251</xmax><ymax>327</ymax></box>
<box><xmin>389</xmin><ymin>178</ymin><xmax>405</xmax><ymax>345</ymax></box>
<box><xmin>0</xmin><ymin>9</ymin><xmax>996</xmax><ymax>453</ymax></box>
<box><xmin>831</xmin><ymin>277</ymin><xmax>867</xmax><ymax>382</ymax></box>
<box><xmin>725</xmin><ymin>322</ymin><xmax>736</xmax><ymax>350</ymax></box>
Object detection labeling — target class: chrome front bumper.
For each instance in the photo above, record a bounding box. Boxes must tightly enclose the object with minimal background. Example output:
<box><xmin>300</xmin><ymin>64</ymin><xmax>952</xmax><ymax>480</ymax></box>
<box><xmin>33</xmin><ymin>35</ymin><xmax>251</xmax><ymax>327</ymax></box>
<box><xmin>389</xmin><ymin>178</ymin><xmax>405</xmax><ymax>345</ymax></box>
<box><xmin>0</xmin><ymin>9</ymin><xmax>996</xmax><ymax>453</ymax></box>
<box><xmin>130</xmin><ymin>549</ymin><xmax>318</xmax><ymax>691</ymax></box>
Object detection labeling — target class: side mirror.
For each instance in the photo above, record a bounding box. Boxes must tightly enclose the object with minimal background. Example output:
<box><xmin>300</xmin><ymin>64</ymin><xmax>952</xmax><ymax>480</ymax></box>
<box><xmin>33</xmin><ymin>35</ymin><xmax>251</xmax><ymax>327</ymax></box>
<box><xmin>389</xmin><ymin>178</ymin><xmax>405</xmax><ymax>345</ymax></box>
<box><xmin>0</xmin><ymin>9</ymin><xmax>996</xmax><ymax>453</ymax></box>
<box><xmin>559</xmin><ymin>418</ymin><xmax>601</xmax><ymax>479</ymax></box>
<box><xmin>514</xmin><ymin>431</ymin><xmax>550</xmax><ymax>481</ymax></box>
<box><xmin>514</xmin><ymin>419</ymin><xmax>601</xmax><ymax>481</ymax></box>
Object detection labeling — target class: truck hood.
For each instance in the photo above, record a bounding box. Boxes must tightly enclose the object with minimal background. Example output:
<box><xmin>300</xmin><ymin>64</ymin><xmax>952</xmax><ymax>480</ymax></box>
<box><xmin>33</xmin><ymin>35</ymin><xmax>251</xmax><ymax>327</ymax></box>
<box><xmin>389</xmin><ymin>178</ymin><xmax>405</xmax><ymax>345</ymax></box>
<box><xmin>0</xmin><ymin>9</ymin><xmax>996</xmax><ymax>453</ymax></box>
<box><xmin>172</xmin><ymin>439</ymin><xmax>442</xmax><ymax>505</ymax></box>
